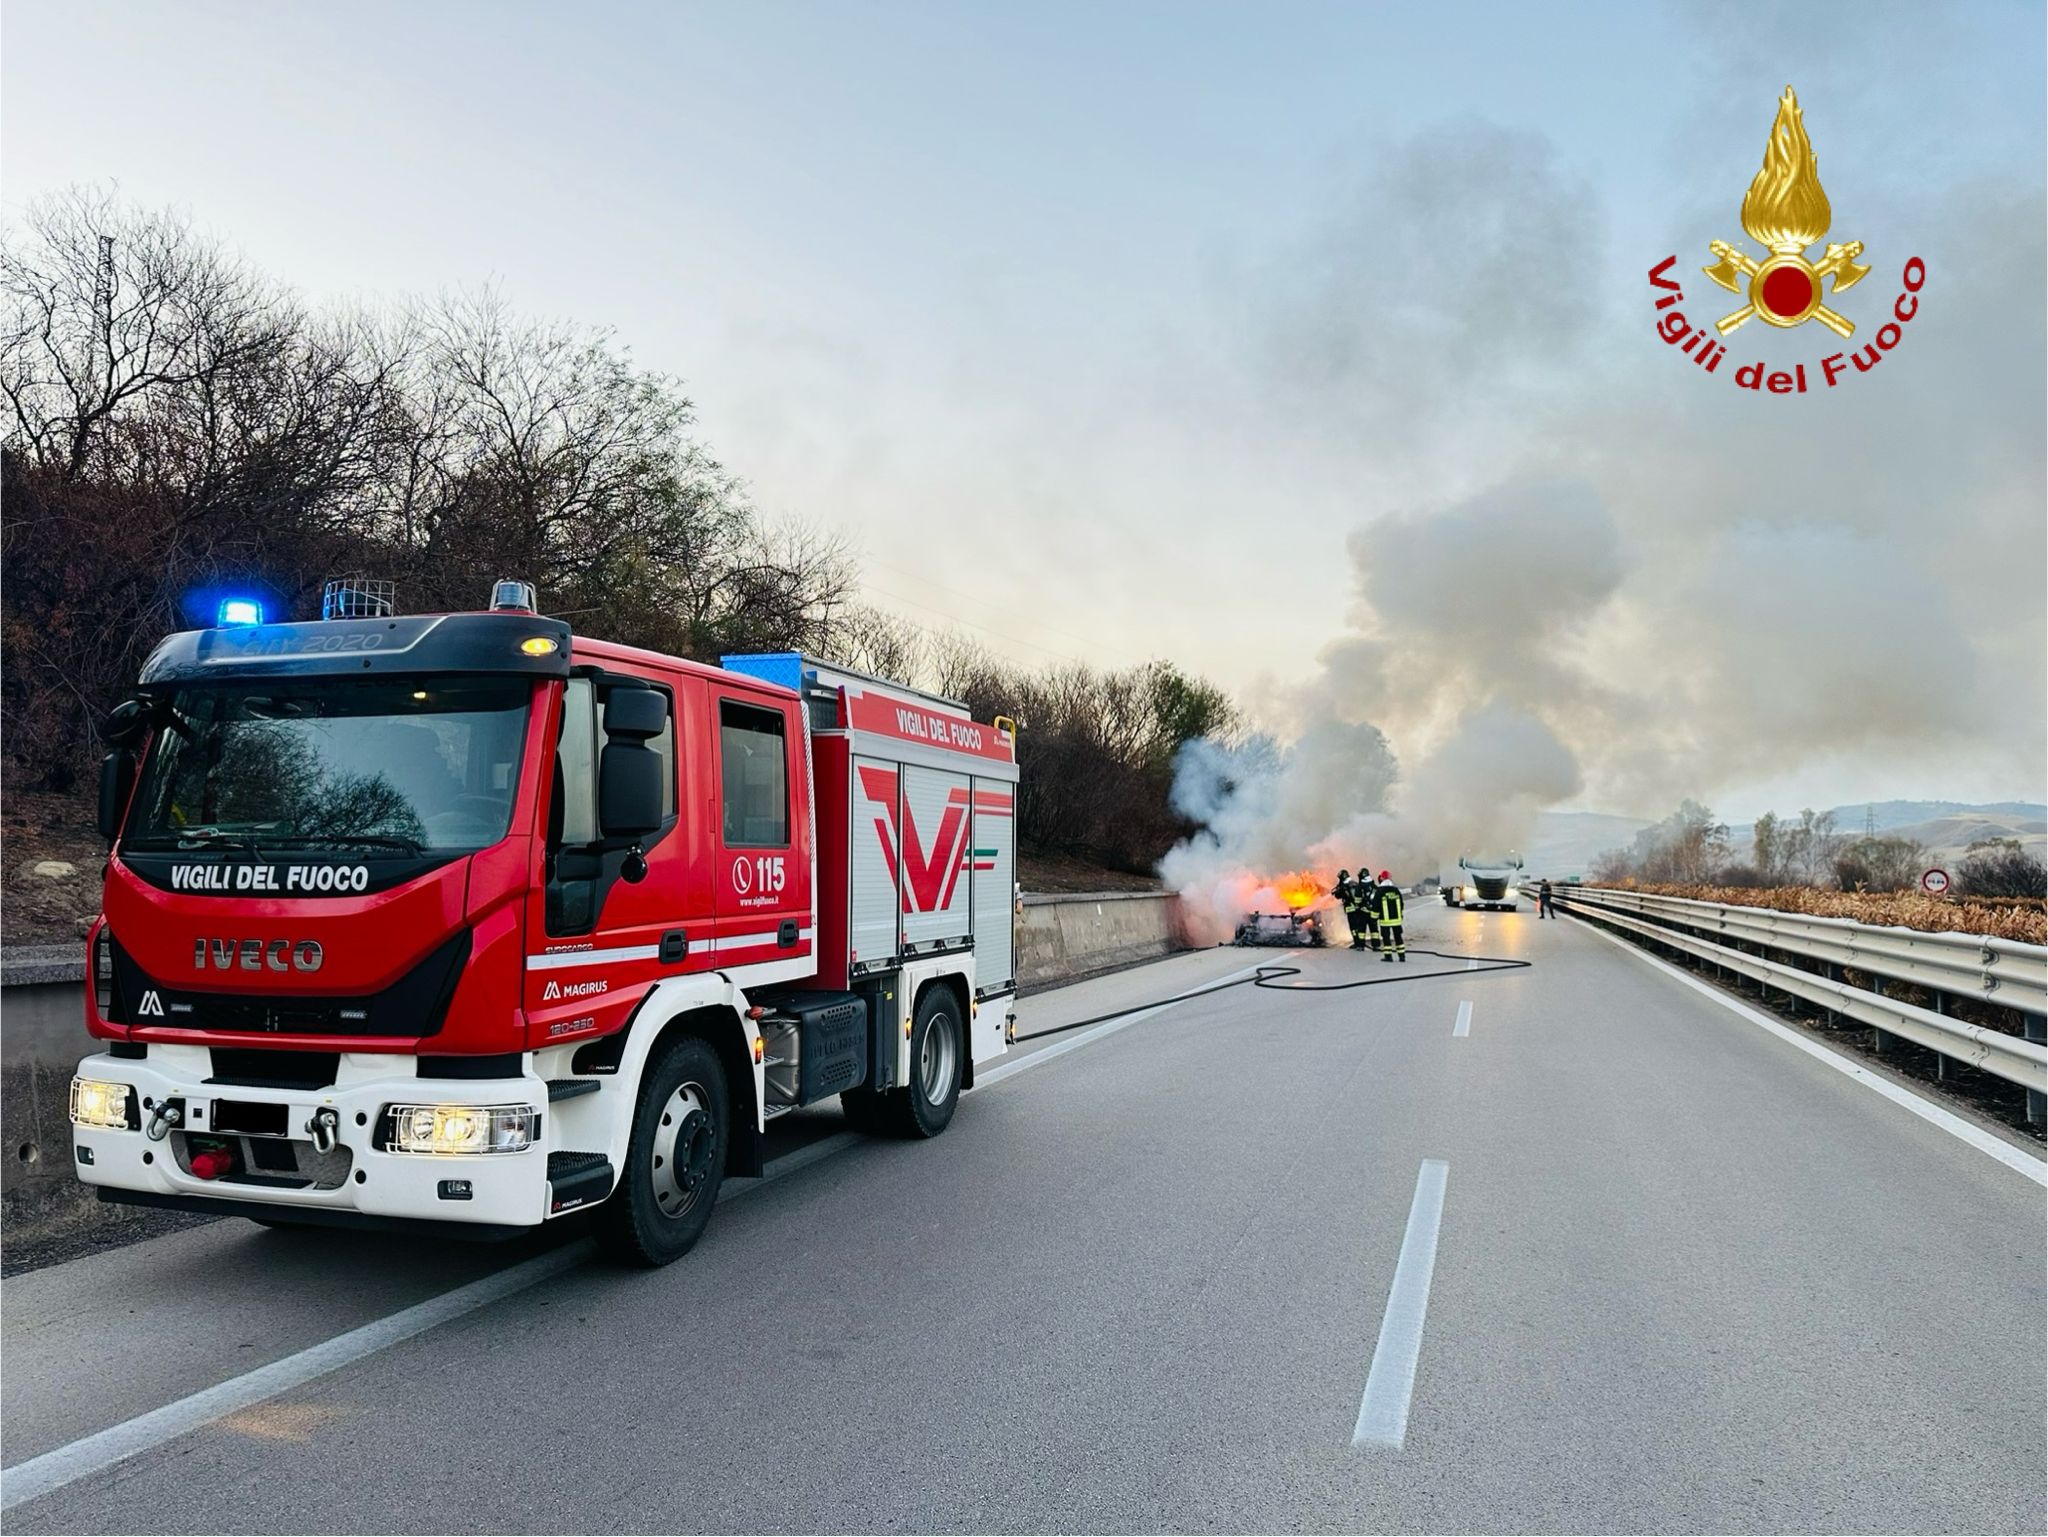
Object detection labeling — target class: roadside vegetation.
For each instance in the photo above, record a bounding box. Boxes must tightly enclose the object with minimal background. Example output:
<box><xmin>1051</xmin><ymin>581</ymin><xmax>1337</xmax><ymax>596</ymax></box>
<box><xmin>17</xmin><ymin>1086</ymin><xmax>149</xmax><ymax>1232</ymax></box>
<box><xmin>1575</xmin><ymin>878</ymin><xmax>2045</xmax><ymax>946</ymax></box>
<box><xmin>0</xmin><ymin>188</ymin><xmax>1236</xmax><ymax>939</ymax></box>
<box><xmin>1587</xmin><ymin>799</ymin><xmax>2045</xmax><ymax>941</ymax></box>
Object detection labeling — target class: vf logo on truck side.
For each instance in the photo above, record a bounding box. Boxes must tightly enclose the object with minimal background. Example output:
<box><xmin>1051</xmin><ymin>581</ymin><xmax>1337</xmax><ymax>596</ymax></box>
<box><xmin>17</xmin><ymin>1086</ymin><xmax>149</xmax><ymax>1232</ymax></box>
<box><xmin>857</xmin><ymin>768</ymin><xmax>1010</xmax><ymax>914</ymax></box>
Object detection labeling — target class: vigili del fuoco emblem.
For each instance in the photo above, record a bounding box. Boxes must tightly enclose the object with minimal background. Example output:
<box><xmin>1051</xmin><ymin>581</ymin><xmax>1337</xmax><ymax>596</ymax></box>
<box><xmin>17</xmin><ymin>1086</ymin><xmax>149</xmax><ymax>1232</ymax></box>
<box><xmin>1703</xmin><ymin>86</ymin><xmax>1870</xmax><ymax>336</ymax></box>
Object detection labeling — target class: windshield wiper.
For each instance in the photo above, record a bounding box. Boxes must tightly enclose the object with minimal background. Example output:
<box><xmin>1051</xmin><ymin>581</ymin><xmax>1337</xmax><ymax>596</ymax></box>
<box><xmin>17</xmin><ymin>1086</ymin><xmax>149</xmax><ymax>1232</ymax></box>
<box><xmin>267</xmin><ymin>833</ymin><xmax>425</xmax><ymax>855</ymax></box>
<box><xmin>169</xmin><ymin>828</ymin><xmax>265</xmax><ymax>852</ymax></box>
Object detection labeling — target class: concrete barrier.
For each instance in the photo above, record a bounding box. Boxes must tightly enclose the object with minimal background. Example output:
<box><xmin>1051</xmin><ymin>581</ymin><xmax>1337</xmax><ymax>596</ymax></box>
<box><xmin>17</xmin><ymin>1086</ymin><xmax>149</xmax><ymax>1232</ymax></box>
<box><xmin>2</xmin><ymin>946</ymin><xmax>92</xmax><ymax>1235</ymax></box>
<box><xmin>1017</xmin><ymin>890</ymin><xmax>1188</xmax><ymax>987</ymax></box>
<box><xmin>0</xmin><ymin>890</ymin><xmax>1191</xmax><ymax>1236</ymax></box>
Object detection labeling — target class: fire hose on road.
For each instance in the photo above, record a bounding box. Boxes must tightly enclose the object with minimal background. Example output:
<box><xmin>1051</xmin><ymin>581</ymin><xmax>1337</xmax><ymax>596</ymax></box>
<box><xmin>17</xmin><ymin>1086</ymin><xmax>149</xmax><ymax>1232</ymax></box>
<box><xmin>1010</xmin><ymin>951</ymin><xmax>1534</xmax><ymax>1044</ymax></box>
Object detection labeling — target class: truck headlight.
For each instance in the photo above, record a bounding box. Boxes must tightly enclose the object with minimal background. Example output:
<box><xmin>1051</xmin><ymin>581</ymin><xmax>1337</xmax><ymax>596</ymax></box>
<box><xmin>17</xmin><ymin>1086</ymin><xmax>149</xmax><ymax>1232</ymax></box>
<box><xmin>381</xmin><ymin>1103</ymin><xmax>534</xmax><ymax>1155</ymax></box>
<box><xmin>70</xmin><ymin>1077</ymin><xmax>137</xmax><ymax>1130</ymax></box>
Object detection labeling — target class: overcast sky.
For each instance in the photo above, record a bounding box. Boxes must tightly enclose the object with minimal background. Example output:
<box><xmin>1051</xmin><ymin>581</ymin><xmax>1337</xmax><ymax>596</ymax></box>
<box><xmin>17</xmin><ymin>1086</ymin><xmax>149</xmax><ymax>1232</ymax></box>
<box><xmin>5</xmin><ymin>1</ymin><xmax>2042</xmax><ymax>821</ymax></box>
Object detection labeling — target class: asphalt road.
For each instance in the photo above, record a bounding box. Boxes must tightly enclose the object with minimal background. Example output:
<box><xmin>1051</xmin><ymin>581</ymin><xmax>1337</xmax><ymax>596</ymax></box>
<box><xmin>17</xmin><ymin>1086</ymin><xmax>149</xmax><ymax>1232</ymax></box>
<box><xmin>4</xmin><ymin>903</ymin><xmax>2044</xmax><ymax>1534</ymax></box>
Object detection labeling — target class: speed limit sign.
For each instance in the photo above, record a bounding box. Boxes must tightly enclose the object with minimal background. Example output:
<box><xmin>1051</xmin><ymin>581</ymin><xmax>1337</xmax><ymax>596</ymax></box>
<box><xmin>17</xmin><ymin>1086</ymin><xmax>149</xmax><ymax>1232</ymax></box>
<box><xmin>1921</xmin><ymin>867</ymin><xmax>1951</xmax><ymax>895</ymax></box>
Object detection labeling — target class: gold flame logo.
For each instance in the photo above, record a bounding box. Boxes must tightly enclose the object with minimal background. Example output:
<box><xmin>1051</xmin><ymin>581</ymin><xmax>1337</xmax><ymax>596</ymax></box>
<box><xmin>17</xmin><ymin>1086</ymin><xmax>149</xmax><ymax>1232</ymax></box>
<box><xmin>1703</xmin><ymin>87</ymin><xmax>1870</xmax><ymax>336</ymax></box>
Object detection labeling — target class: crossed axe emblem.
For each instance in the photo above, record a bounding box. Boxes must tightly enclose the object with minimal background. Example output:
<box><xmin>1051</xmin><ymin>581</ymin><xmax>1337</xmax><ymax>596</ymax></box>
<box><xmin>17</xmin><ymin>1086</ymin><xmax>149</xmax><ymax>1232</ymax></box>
<box><xmin>1703</xmin><ymin>238</ymin><xmax>1871</xmax><ymax>338</ymax></box>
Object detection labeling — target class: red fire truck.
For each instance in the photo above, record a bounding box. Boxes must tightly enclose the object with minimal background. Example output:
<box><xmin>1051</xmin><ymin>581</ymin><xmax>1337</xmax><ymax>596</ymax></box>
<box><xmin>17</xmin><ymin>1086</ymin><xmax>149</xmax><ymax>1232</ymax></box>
<box><xmin>67</xmin><ymin>582</ymin><xmax>1019</xmax><ymax>1264</ymax></box>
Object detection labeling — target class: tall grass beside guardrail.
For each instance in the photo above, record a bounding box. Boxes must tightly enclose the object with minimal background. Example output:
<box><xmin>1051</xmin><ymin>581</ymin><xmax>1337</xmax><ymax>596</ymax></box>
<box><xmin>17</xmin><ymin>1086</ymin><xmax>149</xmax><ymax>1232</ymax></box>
<box><xmin>1582</xmin><ymin>881</ymin><xmax>2046</xmax><ymax>946</ymax></box>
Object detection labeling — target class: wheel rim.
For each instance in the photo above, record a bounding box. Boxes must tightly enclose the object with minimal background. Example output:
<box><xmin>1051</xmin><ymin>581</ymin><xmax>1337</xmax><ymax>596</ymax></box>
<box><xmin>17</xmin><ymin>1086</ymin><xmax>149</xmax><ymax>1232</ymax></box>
<box><xmin>917</xmin><ymin>1013</ymin><xmax>958</xmax><ymax>1105</ymax></box>
<box><xmin>650</xmin><ymin>1079</ymin><xmax>716</xmax><ymax>1221</ymax></box>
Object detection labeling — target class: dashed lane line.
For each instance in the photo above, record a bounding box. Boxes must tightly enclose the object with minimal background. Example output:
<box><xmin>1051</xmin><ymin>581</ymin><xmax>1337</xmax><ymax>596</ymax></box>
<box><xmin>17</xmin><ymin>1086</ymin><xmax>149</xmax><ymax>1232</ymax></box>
<box><xmin>1352</xmin><ymin>1158</ymin><xmax>1450</xmax><ymax>1449</ymax></box>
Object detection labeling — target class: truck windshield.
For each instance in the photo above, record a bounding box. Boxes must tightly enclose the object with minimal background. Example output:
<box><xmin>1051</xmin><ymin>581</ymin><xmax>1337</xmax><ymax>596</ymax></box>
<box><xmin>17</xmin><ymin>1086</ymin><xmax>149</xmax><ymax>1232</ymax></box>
<box><xmin>124</xmin><ymin>678</ymin><xmax>531</xmax><ymax>854</ymax></box>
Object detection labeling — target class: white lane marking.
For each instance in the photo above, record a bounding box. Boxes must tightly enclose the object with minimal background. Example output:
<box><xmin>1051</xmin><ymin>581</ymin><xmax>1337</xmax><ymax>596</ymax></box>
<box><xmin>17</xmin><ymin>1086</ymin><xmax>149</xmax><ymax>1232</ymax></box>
<box><xmin>1465</xmin><ymin>958</ymin><xmax>1478</xmax><ymax>972</ymax></box>
<box><xmin>6</xmin><ymin>951</ymin><xmax>1269</xmax><ymax>1506</ymax></box>
<box><xmin>0</xmin><ymin>1242</ymin><xmax>590</xmax><ymax>1512</ymax></box>
<box><xmin>0</xmin><ymin>1130</ymin><xmax>861</xmax><ymax>1511</ymax></box>
<box><xmin>971</xmin><ymin>963</ymin><xmax>1267</xmax><ymax>1090</ymax></box>
<box><xmin>1573</xmin><ymin>915</ymin><xmax>2047</xmax><ymax>1188</ymax></box>
<box><xmin>1</xmin><ymin>954</ymin><xmax>1259</xmax><ymax>1507</ymax></box>
<box><xmin>1452</xmin><ymin>1001</ymin><xmax>1472</xmax><ymax>1038</ymax></box>
<box><xmin>1353</xmin><ymin>1158</ymin><xmax>1450</xmax><ymax>1450</ymax></box>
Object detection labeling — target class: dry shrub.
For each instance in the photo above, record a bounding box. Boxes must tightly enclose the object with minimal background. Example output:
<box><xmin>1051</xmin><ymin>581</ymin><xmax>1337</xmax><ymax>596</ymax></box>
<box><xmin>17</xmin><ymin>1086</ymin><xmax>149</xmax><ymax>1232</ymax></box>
<box><xmin>1589</xmin><ymin>880</ymin><xmax>2047</xmax><ymax>946</ymax></box>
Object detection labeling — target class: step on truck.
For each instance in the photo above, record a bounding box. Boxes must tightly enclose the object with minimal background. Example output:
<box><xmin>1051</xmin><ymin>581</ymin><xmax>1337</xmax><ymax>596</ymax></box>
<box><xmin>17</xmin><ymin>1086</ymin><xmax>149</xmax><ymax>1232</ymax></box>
<box><xmin>68</xmin><ymin>581</ymin><xmax>1020</xmax><ymax>1264</ymax></box>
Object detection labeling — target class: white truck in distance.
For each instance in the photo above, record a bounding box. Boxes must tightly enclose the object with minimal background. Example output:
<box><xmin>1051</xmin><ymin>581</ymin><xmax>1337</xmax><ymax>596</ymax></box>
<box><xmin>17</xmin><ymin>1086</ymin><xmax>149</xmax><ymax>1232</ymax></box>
<box><xmin>1444</xmin><ymin>854</ymin><xmax>1523</xmax><ymax>911</ymax></box>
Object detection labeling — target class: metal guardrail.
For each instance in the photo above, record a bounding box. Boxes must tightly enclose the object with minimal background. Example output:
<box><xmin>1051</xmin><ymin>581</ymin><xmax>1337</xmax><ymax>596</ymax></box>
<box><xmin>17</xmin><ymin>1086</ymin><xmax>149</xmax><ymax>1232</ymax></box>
<box><xmin>1539</xmin><ymin>884</ymin><xmax>2048</xmax><ymax>1098</ymax></box>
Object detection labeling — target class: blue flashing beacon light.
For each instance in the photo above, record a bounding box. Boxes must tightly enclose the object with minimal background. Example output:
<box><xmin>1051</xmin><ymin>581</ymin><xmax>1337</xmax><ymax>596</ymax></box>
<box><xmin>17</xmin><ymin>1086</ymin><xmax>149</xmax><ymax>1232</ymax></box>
<box><xmin>217</xmin><ymin>597</ymin><xmax>265</xmax><ymax>627</ymax></box>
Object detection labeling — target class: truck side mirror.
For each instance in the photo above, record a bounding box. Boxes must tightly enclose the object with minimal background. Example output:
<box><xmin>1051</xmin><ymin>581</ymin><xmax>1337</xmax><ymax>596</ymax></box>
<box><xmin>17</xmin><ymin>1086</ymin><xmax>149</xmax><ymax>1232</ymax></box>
<box><xmin>598</xmin><ymin>744</ymin><xmax>662</xmax><ymax>839</ymax></box>
<box><xmin>98</xmin><ymin>750</ymin><xmax>137</xmax><ymax>843</ymax></box>
<box><xmin>100</xmin><ymin>697</ymin><xmax>153</xmax><ymax>750</ymax></box>
<box><xmin>596</xmin><ymin>685</ymin><xmax>667</xmax><ymax>841</ymax></box>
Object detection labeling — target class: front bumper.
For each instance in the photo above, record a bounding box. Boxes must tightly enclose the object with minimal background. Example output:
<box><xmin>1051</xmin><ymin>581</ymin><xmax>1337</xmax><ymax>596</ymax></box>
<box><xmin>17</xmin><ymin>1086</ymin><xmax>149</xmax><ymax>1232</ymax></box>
<box><xmin>70</xmin><ymin>1047</ymin><xmax>552</xmax><ymax>1228</ymax></box>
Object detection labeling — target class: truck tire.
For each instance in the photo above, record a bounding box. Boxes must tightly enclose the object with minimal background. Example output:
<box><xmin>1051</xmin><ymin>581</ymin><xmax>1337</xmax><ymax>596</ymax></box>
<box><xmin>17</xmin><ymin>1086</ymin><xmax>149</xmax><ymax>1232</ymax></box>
<box><xmin>867</xmin><ymin>987</ymin><xmax>963</xmax><ymax>1139</ymax></box>
<box><xmin>596</xmin><ymin>1035</ymin><xmax>727</xmax><ymax>1267</ymax></box>
<box><xmin>903</xmin><ymin>987</ymin><xmax>963</xmax><ymax>1137</ymax></box>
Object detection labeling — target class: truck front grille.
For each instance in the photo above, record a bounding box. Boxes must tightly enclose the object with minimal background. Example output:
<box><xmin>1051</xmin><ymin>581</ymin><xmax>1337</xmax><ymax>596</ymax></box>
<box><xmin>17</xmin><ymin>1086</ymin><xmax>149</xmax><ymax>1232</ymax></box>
<box><xmin>104</xmin><ymin>930</ymin><xmax>471</xmax><ymax>1039</ymax></box>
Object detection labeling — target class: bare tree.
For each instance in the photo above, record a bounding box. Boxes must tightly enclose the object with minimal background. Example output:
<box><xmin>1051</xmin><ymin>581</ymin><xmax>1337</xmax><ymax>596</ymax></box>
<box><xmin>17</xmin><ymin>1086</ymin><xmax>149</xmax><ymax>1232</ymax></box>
<box><xmin>0</xmin><ymin>187</ymin><xmax>292</xmax><ymax>481</ymax></box>
<box><xmin>1780</xmin><ymin>807</ymin><xmax>1844</xmax><ymax>887</ymax></box>
<box><xmin>1833</xmin><ymin>836</ymin><xmax>1927</xmax><ymax>892</ymax></box>
<box><xmin>822</xmin><ymin>603</ymin><xmax>930</xmax><ymax>683</ymax></box>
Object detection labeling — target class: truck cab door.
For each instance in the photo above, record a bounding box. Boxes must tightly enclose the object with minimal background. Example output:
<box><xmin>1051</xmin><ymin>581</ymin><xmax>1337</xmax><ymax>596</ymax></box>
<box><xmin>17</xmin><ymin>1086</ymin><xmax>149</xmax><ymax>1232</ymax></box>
<box><xmin>525</xmin><ymin>671</ymin><xmax>710</xmax><ymax>1050</ymax></box>
<box><xmin>709</xmin><ymin>690</ymin><xmax>813</xmax><ymax>975</ymax></box>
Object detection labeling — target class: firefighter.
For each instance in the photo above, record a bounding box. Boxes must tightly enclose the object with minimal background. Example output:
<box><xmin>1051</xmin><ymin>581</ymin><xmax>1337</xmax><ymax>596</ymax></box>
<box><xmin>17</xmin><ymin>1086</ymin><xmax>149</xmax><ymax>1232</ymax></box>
<box><xmin>1336</xmin><ymin>870</ymin><xmax>1363</xmax><ymax>950</ymax></box>
<box><xmin>1375</xmin><ymin>870</ymin><xmax>1407</xmax><ymax>962</ymax></box>
<box><xmin>1355</xmin><ymin>859</ymin><xmax>1381</xmax><ymax>950</ymax></box>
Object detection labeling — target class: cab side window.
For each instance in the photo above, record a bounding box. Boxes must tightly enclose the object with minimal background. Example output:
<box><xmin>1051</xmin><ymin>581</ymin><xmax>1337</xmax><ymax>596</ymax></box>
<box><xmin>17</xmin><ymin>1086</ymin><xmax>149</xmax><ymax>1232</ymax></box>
<box><xmin>719</xmin><ymin>701</ymin><xmax>787</xmax><ymax>847</ymax></box>
<box><xmin>547</xmin><ymin>677</ymin><xmax>677</xmax><ymax>934</ymax></box>
<box><xmin>553</xmin><ymin>679</ymin><xmax>599</xmax><ymax>848</ymax></box>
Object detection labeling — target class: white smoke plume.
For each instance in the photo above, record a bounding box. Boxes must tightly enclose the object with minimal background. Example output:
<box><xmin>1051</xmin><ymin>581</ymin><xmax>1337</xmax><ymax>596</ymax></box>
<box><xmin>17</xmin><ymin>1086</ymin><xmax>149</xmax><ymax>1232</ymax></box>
<box><xmin>1160</xmin><ymin>51</ymin><xmax>2042</xmax><ymax>932</ymax></box>
<box><xmin>1160</xmin><ymin>483</ymin><xmax>1605</xmax><ymax>942</ymax></box>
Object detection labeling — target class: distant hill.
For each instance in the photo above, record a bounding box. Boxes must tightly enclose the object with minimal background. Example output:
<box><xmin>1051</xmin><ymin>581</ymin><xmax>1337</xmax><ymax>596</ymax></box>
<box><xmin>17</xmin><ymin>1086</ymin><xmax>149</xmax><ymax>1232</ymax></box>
<box><xmin>1873</xmin><ymin>812</ymin><xmax>2045</xmax><ymax>869</ymax></box>
<box><xmin>1529</xmin><ymin>801</ymin><xmax>2046</xmax><ymax>878</ymax></box>
<box><xmin>1826</xmin><ymin>800</ymin><xmax>2047</xmax><ymax>835</ymax></box>
<box><xmin>1725</xmin><ymin>803</ymin><xmax>2046</xmax><ymax>870</ymax></box>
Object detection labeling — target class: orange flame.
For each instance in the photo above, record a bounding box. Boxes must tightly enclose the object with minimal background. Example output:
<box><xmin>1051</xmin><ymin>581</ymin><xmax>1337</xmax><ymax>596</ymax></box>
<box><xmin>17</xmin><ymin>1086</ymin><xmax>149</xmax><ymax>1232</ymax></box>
<box><xmin>1741</xmin><ymin>86</ymin><xmax>1831</xmax><ymax>254</ymax></box>
<box><xmin>1274</xmin><ymin>871</ymin><xmax>1323</xmax><ymax>910</ymax></box>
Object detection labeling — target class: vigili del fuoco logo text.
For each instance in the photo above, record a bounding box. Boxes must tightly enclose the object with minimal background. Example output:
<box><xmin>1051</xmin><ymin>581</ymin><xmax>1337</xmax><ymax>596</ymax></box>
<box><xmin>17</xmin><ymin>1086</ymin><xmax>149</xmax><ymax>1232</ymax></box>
<box><xmin>1649</xmin><ymin>87</ymin><xmax>1925</xmax><ymax>393</ymax></box>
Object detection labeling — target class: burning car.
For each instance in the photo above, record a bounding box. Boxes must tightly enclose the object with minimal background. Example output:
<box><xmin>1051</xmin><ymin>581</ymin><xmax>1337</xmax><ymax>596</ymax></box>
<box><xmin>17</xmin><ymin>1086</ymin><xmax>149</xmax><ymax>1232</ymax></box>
<box><xmin>1231</xmin><ymin>871</ymin><xmax>1333</xmax><ymax>947</ymax></box>
<box><xmin>1232</xmin><ymin>909</ymin><xmax>1329</xmax><ymax>948</ymax></box>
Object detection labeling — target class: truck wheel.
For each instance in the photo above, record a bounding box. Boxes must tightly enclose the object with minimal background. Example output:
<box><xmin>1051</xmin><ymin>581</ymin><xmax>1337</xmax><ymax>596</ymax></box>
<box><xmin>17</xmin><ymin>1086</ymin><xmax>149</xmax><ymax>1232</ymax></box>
<box><xmin>597</xmin><ymin>1036</ymin><xmax>727</xmax><ymax>1267</ymax></box>
<box><xmin>879</xmin><ymin>988</ymin><xmax>963</xmax><ymax>1139</ymax></box>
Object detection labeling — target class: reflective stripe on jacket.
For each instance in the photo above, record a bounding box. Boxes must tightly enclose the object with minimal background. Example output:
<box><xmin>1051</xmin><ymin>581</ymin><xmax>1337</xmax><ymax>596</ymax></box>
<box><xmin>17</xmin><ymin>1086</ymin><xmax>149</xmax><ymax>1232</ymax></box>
<box><xmin>1376</xmin><ymin>886</ymin><xmax>1404</xmax><ymax>924</ymax></box>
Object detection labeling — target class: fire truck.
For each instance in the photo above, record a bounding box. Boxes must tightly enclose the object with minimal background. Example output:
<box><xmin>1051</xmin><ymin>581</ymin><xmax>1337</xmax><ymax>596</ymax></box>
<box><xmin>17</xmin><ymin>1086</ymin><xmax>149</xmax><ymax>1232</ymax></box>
<box><xmin>66</xmin><ymin>582</ymin><xmax>1020</xmax><ymax>1265</ymax></box>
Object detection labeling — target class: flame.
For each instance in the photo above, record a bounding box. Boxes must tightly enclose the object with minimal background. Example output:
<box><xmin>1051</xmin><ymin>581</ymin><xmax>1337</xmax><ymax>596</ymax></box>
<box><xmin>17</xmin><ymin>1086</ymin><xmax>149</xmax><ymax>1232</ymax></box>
<box><xmin>1741</xmin><ymin>86</ymin><xmax>1832</xmax><ymax>254</ymax></box>
<box><xmin>1273</xmin><ymin>871</ymin><xmax>1323</xmax><ymax>910</ymax></box>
